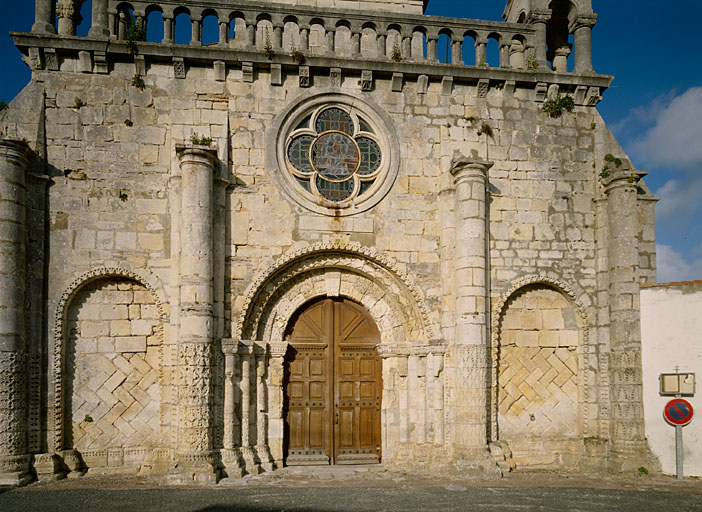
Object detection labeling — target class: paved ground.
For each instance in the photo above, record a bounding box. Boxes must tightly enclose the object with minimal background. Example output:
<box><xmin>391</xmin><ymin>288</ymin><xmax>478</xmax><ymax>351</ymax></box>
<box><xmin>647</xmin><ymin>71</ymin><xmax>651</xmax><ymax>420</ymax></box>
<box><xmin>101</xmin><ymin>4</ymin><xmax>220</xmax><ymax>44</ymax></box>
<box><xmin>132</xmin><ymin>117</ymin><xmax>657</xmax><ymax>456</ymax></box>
<box><xmin>2</xmin><ymin>466</ymin><xmax>701</xmax><ymax>511</ymax></box>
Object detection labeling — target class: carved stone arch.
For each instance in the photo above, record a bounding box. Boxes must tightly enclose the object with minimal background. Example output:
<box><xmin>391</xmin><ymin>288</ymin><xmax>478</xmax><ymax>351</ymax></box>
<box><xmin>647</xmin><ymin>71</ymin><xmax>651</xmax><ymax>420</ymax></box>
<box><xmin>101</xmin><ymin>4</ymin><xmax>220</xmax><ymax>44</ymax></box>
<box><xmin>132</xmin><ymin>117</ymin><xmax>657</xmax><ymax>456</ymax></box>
<box><xmin>49</xmin><ymin>266</ymin><xmax>169</xmax><ymax>453</ymax></box>
<box><xmin>236</xmin><ymin>241</ymin><xmax>438</xmax><ymax>344</ymax></box>
<box><xmin>489</xmin><ymin>274</ymin><xmax>594</xmax><ymax>446</ymax></box>
<box><xmin>258</xmin><ymin>268</ymin><xmax>412</xmax><ymax>346</ymax></box>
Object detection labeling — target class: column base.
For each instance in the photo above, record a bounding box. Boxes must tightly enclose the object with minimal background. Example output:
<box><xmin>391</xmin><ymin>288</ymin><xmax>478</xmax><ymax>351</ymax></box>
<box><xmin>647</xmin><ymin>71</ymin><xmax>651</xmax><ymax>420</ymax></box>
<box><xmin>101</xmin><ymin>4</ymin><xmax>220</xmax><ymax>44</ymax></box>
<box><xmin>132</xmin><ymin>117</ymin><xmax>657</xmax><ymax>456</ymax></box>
<box><xmin>88</xmin><ymin>27</ymin><xmax>111</xmax><ymax>39</ymax></box>
<box><xmin>32</xmin><ymin>22</ymin><xmax>56</xmax><ymax>34</ymax></box>
<box><xmin>240</xmin><ymin>446</ymin><xmax>262</xmax><ymax>475</ymax></box>
<box><xmin>169</xmin><ymin>451</ymin><xmax>219</xmax><ymax>484</ymax></box>
<box><xmin>33</xmin><ymin>453</ymin><xmax>67</xmax><ymax>482</ymax></box>
<box><xmin>0</xmin><ymin>455</ymin><xmax>33</xmax><ymax>487</ymax></box>
<box><xmin>219</xmin><ymin>448</ymin><xmax>245</xmax><ymax>479</ymax></box>
<box><xmin>256</xmin><ymin>445</ymin><xmax>275</xmax><ymax>472</ymax></box>
<box><xmin>60</xmin><ymin>449</ymin><xmax>86</xmax><ymax>478</ymax></box>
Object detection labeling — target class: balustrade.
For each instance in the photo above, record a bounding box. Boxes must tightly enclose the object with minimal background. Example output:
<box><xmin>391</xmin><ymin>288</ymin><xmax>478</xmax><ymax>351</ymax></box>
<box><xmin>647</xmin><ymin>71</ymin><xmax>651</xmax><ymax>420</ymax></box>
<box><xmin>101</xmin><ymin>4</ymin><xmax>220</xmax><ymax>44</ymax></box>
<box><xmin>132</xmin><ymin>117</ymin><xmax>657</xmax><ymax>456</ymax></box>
<box><xmin>24</xmin><ymin>1</ymin><xmax>600</xmax><ymax>75</ymax></box>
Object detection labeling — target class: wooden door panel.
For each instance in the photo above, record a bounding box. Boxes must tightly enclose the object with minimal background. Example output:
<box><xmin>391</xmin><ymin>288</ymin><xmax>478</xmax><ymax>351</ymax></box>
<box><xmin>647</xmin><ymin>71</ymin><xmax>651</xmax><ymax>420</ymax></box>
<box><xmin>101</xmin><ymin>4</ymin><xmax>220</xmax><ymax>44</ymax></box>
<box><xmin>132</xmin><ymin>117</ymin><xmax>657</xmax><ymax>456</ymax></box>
<box><xmin>285</xmin><ymin>298</ymin><xmax>381</xmax><ymax>466</ymax></box>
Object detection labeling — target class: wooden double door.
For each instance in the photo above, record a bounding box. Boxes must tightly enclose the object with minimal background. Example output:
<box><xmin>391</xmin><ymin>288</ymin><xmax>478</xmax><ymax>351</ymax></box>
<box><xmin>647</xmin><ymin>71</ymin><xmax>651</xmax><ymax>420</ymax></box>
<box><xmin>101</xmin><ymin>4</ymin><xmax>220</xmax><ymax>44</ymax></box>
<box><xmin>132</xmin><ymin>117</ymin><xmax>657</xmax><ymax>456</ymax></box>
<box><xmin>284</xmin><ymin>298</ymin><xmax>382</xmax><ymax>465</ymax></box>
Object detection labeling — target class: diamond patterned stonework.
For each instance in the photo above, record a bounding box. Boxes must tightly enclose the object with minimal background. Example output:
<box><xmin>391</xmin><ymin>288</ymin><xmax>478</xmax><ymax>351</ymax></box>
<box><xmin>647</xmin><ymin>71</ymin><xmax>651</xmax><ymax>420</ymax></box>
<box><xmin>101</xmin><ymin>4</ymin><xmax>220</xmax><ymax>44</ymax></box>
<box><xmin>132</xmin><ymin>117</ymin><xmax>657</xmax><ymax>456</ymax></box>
<box><xmin>66</xmin><ymin>279</ymin><xmax>161</xmax><ymax>457</ymax></box>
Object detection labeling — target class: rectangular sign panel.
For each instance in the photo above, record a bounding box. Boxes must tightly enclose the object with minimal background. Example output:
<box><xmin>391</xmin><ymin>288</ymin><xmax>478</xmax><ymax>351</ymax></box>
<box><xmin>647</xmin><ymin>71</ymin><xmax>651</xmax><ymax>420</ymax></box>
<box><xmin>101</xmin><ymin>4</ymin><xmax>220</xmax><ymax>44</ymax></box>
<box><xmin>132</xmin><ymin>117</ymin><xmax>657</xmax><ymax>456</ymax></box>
<box><xmin>660</xmin><ymin>373</ymin><xmax>695</xmax><ymax>396</ymax></box>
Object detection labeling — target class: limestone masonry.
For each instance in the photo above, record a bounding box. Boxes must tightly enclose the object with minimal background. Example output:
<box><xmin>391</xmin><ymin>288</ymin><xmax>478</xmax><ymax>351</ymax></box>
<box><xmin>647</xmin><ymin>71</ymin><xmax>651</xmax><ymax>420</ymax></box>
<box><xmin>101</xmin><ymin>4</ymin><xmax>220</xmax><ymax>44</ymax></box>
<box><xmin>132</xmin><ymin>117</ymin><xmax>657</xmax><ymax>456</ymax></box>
<box><xmin>0</xmin><ymin>0</ymin><xmax>661</xmax><ymax>485</ymax></box>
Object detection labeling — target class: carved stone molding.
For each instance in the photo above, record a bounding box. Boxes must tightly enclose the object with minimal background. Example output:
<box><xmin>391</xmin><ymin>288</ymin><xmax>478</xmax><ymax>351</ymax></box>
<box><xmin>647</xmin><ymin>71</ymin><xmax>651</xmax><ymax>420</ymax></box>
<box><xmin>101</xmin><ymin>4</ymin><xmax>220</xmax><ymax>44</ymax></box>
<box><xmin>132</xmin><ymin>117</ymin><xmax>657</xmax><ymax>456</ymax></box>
<box><xmin>235</xmin><ymin>241</ymin><xmax>438</xmax><ymax>343</ymax></box>
<box><xmin>49</xmin><ymin>266</ymin><xmax>169</xmax><ymax>453</ymax></box>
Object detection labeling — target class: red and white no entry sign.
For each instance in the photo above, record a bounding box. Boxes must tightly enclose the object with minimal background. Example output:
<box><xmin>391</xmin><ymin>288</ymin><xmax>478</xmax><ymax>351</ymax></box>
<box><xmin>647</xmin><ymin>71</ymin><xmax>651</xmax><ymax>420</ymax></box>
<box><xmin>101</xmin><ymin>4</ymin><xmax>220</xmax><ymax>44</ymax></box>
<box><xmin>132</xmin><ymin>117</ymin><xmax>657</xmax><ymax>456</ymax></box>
<box><xmin>664</xmin><ymin>398</ymin><xmax>694</xmax><ymax>426</ymax></box>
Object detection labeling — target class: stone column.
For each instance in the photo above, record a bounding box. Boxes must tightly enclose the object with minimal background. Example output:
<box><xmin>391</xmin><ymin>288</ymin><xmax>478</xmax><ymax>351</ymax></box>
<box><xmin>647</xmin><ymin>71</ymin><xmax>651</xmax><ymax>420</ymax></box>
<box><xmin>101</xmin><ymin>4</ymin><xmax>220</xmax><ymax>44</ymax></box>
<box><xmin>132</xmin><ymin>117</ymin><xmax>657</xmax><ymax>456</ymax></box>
<box><xmin>272</xmin><ymin>25</ymin><xmax>283</xmax><ymax>50</ymax></box>
<box><xmin>33</xmin><ymin>0</ymin><xmax>55</xmax><ymax>34</ymax></box>
<box><xmin>300</xmin><ymin>27</ymin><xmax>309</xmax><ymax>52</ymax></box>
<box><xmin>220</xmin><ymin>339</ymin><xmax>243</xmax><ymax>478</ymax></box>
<box><xmin>449</xmin><ymin>154</ymin><xmax>493</xmax><ymax>462</ymax></box>
<box><xmin>377</xmin><ymin>33</ymin><xmax>386</xmax><ymax>58</ymax></box>
<box><xmin>509</xmin><ymin>39</ymin><xmax>525</xmax><ymax>69</ymax></box>
<box><xmin>191</xmin><ymin>17</ymin><xmax>202</xmax><ymax>46</ymax></box>
<box><xmin>326</xmin><ymin>28</ymin><xmax>335</xmax><ymax>54</ymax></box>
<box><xmin>163</xmin><ymin>16</ymin><xmax>174</xmax><ymax>44</ymax></box>
<box><xmin>238</xmin><ymin>341</ymin><xmax>261</xmax><ymax>473</ymax></box>
<box><xmin>56</xmin><ymin>0</ymin><xmax>76</xmax><ymax>36</ymax></box>
<box><xmin>499</xmin><ymin>41</ymin><xmax>511</xmax><ymax>68</ymax></box>
<box><xmin>573</xmin><ymin>15</ymin><xmax>597</xmax><ymax>74</ymax></box>
<box><xmin>89</xmin><ymin>0</ymin><xmax>110</xmax><ymax>38</ymax></box>
<box><xmin>602</xmin><ymin>170</ymin><xmax>654</xmax><ymax>471</ymax></box>
<box><xmin>267</xmin><ymin>342</ymin><xmax>287</xmax><ymax>467</ymax></box>
<box><xmin>0</xmin><ymin>139</ymin><xmax>33</xmax><ymax>486</ymax></box>
<box><xmin>475</xmin><ymin>38</ymin><xmax>487</xmax><ymax>66</ymax></box>
<box><xmin>451</xmin><ymin>40</ymin><xmax>462</xmax><ymax>65</ymax></box>
<box><xmin>427</xmin><ymin>37</ymin><xmax>437</xmax><ymax>61</ymax></box>
<box><xmin>527</xmin><ymin>10</ymin><xmax>550</xmax><ymax>70</ymax></box>
<box><xmin>553</xmin><ymin>46</ymin><xmax>571</xmax><ymax>73</ymax></box>
<box><xmin>255</xmin><ymin>346</ymin><xmax>273</xmax><ymax>470</ymax></box>
<box><xmin>218</xmin><ymin>19</ymin><xmax>228</xmax><ymax>47</ymax></box>
<box><xmin>174</xmin><ymin>144</ymin><xmax>218</xmax><ymax>483</ymax></box>
<box><xmin>429</xmin><ymin>350</ymin><xmax>445</xmax><ymax>446</ymax></box>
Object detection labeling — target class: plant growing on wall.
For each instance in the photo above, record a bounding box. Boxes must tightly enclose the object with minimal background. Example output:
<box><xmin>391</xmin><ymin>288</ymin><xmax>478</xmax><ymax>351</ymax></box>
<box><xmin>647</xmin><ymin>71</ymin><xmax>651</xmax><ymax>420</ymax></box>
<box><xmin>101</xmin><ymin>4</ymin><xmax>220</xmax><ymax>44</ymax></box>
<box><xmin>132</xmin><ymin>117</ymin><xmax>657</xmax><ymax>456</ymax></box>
<box><xmin>264</xmin><ymin>28</ymin><xmax>274</xmax><ymax>59</ymax></box>
<box><xmin>477</xmin><ymin>122</ymin><xmax>494</xmax><ymax>160</ymax></box>
<box><xmin>74</xmin><ymin>97</ymin><xmax>84</xmax><ymax>109</ymax></box>
<box><xmin>131</xmin><ymin>74</ymin><xmax>145</xmax><ymax>91</ymax></box>
<box><xmin>525</xmin><ymin>50</ymin><xmax>539</xmax><ymax>70</ymax></box>
<box><xmin>290</xmin><ymin>45</ymin><xmax>305</xmax><ymax>64</ymax></box>
<box><xmin>391</xmin><ymin>40</ymin><xmax>402</xmax><ymax>62</ymax></box>
<box><xmin>190</xmin><ymin>133</ymin><xmax>212</xmax><ymax>146</ymax></box>
<box><xmin>125</xmin><ymin>14</ymin><xmax>146</xmax><ymax>55</ymax></box>
<box><xmin>0</xmin><ymin>99</ymin><xmax>7</xmax><ymax>111</ymax></box>
<box><xmin>599</xmin><ymin>153</ymin><xmax>623</xmax><ymax>179</ymax></box>
<box><xmin>542</xmin><ymin>95</ymin><xmax>575</xmax><ymax>118</ymax></box>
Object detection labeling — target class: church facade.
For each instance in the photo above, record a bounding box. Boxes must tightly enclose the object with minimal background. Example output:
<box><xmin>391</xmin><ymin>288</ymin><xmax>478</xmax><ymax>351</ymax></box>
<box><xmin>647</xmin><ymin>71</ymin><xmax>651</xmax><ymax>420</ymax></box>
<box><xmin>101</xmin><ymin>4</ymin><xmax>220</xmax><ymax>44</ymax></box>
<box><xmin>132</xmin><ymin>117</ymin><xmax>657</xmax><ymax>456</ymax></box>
<box><xmin>0</xmin><ymin>0</ymin><xmax>660</xmax><ymax>484</ymax></box>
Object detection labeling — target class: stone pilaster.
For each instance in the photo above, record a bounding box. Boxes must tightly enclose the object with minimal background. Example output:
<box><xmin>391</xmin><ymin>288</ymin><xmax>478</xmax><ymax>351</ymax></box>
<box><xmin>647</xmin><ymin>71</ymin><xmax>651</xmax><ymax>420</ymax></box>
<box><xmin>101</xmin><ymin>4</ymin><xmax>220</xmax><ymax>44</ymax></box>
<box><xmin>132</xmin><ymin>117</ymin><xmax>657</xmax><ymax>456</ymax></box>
<box><xmin>572</xmin><ymin>15</ymin><xmax>597</xmax><ymax>74</ymax></box>
<box><xmin>449</xmin><ymin>154</ymin><xmax>493</xmax><ymax>466</ymax></box>
<box><xmin>267</xmin><ymin>342</ymin><xmax>287</xmax><ymax>467</ymax></box>
<box><xmin>173</xmin><ymin>144</ymin><xmax>218</xmax><ymax>483</ymax></box>
<box><xmin>88</xmin><ymin>0</ymin><xmax>110</xmax><ymax>38</ymax></box>
<box><xmin>32</xmin><ymin>0</ymin><xmax>56</xmax><ymax>34</ymax></box>
<box><xmin>527</xmin><ymin>10</ymin><xmax>551</xmax><ymax>70</ymax></box>
<box><xmin>220</xmin><ymin>339</ymin><xmax>244</xmax><ymax>478</ymax></box>
<box><xmin>0</xmin><ymin>139</ymin><xmax>33</xmax><ymax>486</ymax></box>
<box><xmin>602</xmin><ymin>170</ymin><xmax>657</xmax><ymax>472</ymax></box>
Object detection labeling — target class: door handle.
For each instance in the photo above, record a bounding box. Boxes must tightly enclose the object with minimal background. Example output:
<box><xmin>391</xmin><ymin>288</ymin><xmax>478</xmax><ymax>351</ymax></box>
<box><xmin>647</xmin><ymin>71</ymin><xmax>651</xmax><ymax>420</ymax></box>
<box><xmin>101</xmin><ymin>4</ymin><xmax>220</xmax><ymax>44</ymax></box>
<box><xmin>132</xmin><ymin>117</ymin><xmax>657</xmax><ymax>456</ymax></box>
<box><xmin>335</xmin><ymin>411</ymin><xmax>339</xmax><ymax>424</ymax></box>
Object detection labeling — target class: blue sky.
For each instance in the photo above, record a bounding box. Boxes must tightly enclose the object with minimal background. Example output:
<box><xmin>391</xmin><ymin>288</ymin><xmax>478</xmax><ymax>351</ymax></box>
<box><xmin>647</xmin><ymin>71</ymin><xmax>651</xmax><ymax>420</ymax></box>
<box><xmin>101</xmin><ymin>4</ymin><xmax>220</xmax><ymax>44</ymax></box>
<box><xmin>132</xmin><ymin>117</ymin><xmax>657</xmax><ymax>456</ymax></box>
<box><xmin>1</xmin><ymin>1</ymin><xmax>701</xmax><ymax>282</ymax></box>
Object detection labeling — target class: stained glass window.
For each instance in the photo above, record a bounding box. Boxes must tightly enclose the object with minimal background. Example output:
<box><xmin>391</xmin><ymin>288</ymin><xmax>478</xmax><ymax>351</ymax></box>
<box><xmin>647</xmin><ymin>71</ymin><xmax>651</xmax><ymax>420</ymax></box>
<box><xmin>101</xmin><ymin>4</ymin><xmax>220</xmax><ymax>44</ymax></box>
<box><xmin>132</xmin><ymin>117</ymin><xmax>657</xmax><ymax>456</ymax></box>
<box><xmin>286</xmin><ymin>107</ymin><xmax>382</xmax><ymax>204</ymax></box>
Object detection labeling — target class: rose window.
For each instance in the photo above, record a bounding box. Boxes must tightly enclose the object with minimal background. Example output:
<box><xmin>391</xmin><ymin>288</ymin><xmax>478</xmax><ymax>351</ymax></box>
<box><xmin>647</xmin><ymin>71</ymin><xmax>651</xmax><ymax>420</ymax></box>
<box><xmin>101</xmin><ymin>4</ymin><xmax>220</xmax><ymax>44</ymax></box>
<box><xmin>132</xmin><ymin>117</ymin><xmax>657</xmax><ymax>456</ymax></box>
<box><xmin>286</xmin><ymin>107</ymin><xmax>383</xmax><ymax>204</ymax></box>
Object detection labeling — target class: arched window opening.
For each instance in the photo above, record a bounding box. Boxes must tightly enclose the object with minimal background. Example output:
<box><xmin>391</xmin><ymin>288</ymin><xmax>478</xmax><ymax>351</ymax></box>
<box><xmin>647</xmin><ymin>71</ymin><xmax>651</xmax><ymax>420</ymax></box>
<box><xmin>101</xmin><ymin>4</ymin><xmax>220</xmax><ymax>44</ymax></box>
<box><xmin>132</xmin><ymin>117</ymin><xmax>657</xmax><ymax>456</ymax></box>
<box><xmin>75</xmin><ymin>0</ymin><xmax>91</xmax><ymax>37</ymax></box>
<box><xmin>309</xmin><ymin>20</ymin><xmax>325</xmax><ymax>55</ymax></box>
<box><xmin>462</xmin><ymin>34</ymin><xmax>476</xmax><ymax>66</ymax></box>
<box><xmin>201</xmin><ymin>13</ymin><xmax>219</xmax><ymax>46</ymax></box>
<box><xmin>255</xmin><ymin>18</ymin><xmax>273</xmax><ymax>50</ymax></box>
<box><xmin>385</xmin><ymin>26</ymin><xmax>402</xmax><ymax>58</ymax></box>
<box><xmin>282</xmin><ymin>20</ymin><xmax>300</xmax><ymax>52</ymax></box>
<box><xmin>437</xmin><ymin>32</ymin><xmax>451</xmax><ymax>64</ymax></box>
<box><xmin>145</xmin><ymin>9</ymin><xmax>164</xmax><ymax>43</ymax></box>
<box><xmin>360</xmin><ymin>25</ymin><xmax>377</xmax><ymax>58</ymax></box>
<box><xmin>174</xmin><ymin>10</ymin><xmax>192</xmax><ymax>44</ymax></box>
<box><xmin>547</xmin><ymin>0</ymin><xmax>577</xmax><ymax>71</ymax></box>
<box><xmin>486</xmin><ymin>36</ymin><xmax>500</xmax><ymax>68</ymax></box>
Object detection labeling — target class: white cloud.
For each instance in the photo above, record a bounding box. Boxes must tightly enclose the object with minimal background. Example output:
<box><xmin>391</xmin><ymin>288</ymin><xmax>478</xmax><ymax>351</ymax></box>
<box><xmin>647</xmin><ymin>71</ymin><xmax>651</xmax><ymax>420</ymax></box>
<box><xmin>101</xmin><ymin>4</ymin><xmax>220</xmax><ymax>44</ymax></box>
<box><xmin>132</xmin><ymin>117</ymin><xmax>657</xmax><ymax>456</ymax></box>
<box><xmin>629</xmin><ymin>87</ymin><xmax>702</xmax><ymax>170</ymax></box>
<box><xmin>610</xmin><ymin>90</ymin><xmax>676</xmax><ymax>137</ymax></box>
<box><xmin>655</xmin><ymin>177</ymin><xmax>702</xmax><ymax>221</ymax></box>
<box><xmin>655</xmin><ymin>244</ymin><xmax>702</xmax><ymax>283</ymax></box>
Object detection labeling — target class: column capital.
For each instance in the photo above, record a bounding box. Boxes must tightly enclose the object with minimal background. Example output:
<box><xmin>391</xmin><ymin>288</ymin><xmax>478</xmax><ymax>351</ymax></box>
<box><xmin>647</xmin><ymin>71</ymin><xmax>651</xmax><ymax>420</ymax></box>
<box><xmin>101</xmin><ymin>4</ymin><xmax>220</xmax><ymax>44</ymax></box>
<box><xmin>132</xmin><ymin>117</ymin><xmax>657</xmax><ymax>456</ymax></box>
<box><xmin>601</xmin><ymin>170</ymin><xmax>642</xmax><ymax>195</ymax></box>
<box><xmin>0</xmin><ymin>139</ymin><xmax>35</xmax><ymax>170</ymax></box>
<box><xmin>175</xmin><ymin>143</ymin><xmax>219</xmax><ymax>167</ymax></box>
<box><xmin>571</xmin><ymin>14</ymin><xmax>598</xmax><ymax>32</ymax></box>
<box><xmin>268</xmin><ymin>341</ymin><xmax>289</xmax><ymax>358</ymax></box>
<box><xmin>527</xmin><ymin>9</ymin><xmax>551</xmax><ymax>24</ymax></box>
<box><xmin>449</xmin><ymin>152</ymin><xmax>493</xmax><ymax>183</ymax></box>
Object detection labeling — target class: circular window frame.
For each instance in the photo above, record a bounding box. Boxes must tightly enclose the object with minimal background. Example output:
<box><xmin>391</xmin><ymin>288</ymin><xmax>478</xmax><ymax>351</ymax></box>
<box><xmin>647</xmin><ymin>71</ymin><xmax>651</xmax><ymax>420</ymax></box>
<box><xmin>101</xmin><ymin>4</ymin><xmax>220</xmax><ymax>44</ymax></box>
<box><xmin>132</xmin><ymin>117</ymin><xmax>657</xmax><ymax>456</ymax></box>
<box><xmin>269</xmin><ymin>91</ymin><xmax>400</xmax><ymax>217</ymax></box>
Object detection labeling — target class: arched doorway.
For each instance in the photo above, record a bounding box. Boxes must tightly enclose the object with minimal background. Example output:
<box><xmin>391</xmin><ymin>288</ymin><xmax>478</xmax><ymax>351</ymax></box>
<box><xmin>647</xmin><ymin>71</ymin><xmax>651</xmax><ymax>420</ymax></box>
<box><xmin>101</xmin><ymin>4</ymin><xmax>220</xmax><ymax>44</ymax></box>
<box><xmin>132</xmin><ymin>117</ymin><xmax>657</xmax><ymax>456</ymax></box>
<box><xmin>283</xmin><ymin>297</ymin><xmax>382</xmax><ymax>465</ymax></box>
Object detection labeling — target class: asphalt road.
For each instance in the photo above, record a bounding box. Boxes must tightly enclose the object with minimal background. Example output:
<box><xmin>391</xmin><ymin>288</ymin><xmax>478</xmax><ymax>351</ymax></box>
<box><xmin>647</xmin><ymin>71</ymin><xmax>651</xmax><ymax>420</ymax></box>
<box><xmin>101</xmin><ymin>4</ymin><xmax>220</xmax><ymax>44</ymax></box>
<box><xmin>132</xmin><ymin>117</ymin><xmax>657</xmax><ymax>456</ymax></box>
<box><xmin>2</xmin><ymin>483</ymin><xmax>702</xmax><ymax>512</ymax></box>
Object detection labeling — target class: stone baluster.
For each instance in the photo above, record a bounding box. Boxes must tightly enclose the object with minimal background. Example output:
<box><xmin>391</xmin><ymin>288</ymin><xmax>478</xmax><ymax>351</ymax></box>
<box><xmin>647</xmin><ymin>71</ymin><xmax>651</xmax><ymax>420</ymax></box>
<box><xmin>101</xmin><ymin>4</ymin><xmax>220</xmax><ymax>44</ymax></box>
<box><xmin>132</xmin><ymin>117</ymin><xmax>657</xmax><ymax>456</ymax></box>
<box><xmin>88</xmin><ymin>0</ymin><xmax>110</xmax><ymax>38</ymax></box>
<box><xmin>273</xmin><ymin>24</ymin><xmax>283</xmax><ymax>50</ymax></box>
<box><xmin>553</xmin><ymin>46</ymin><xmax>571</xmax><ymax>73</ymax></box>
<box><xmin>218</xmin><ymin>18</ymin><xmax>228</xmax><ymax>47</ymax></box>
<box><xmin>509</xmin><ymin>39</ymin><xmax>525</xmax><ymax>69</ymax></box>
<box><xmin>0</xmin><ymin>140</ymin><xmax>33</xmax><ymax>487</ymax></box>
<box><xmin>163</xmin><ymin>15</ymin><xmax>174</xmax><ymax>43</ymax></box>
<box><xmin>33</xmin><ymin>0</ymin><xmax>56</xmax><ymax>33</ymax></box>
<box><xmin>376</xmin><ymin>32</ymin><xmax>386</xmax><ymax>58</ymax></box>
<box><xmin>426</xmin><ymin>37</ymin><xmax>437</xmax><ymax>61</ymax></box>
<box><xmin>402</xmin><ymin>35</ymin><xmax>411</xmax><ymax>61</ymax></box>
<box><xmin>191</xmin><ymin>16</ymin><xmax>202</xmax><ymax>46</ymax></box>
<box><xmin>300</xmin><ymin>26</ymin><xmax>310</xmax><ymax>52</ymax></box>
<box><xmin>475</xmin><ymin>38</ymin><xmax>487</xmax><ymax>66</ymax></box>
<box><xmin>351</xmin><ymin>31</ymin><xmax>361</xmax><ymax>56</ymax></box>
<box><xmin>56</xmin><ymin>0</ymin><xmax>76</xmax><ymax>36</ymax></box>
<box><xmin>602</xmin><ymin>170</ymin><xmax>652</xmax><ymax>470</ymax></box>
<box><xmin>527</xmin><ymin>10</ymin><xmax>550</xmax><ymax>70</ymax></box>
<box><xmin>174</xmin><ymin>143</ymin><xmax>218</xmax><ymax>483</ymax></box>
<box><xmin>451</xmin><ymin>39</ymin><xmax>462</xmax><ymax>65</ymax></box>
<box><xmin>573</xmin><ymin>15</ymin><xmax>597</xmax><ymax>74</ymax></box>
<box><xmin>450</xmin><ymin>154</ymin><xmax>492</xmax><ymax>460</ymax></box>
<box><xmin>255</xmin><ymin>346</ymin><xmax>273</xmax><ymax>470</ymax></box>
<box><xmin>499</xmin><ymin>41</ymin><xmax>511</xmax><ymax>68</ymax></box>
<box><xmin>118</xmin><ymin>10</ymin><xmax>127</xmax><ymax>40</ymax></box>
<box><xmin>326</xmin><ymin>27</ymin><xmax>335</xmax><ymax>54</ymax></box>
<box><xmin>267</xmin><ymin>342</ymin><xmax>287</xmax><ymax>467</ymax></box>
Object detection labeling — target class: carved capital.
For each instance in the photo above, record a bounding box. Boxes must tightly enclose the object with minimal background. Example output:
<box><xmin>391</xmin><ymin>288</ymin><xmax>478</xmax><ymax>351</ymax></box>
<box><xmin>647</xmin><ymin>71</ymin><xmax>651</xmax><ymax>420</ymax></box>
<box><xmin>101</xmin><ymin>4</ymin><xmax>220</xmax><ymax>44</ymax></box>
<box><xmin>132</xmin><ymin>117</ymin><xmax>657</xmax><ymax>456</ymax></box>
<box><xmin>571</xmin><ymin>14</ymin><xmax>598</xmax><ymax>32</ymax></box>
<box><xmin>527</xmin><ymin>10</ymin><xmax>552</xmax><ymax>25</ymax></box>
<box><xmin>449</xmin><ymin>152</ymin><xmax>493</xmax><ymax>184</ymax></box>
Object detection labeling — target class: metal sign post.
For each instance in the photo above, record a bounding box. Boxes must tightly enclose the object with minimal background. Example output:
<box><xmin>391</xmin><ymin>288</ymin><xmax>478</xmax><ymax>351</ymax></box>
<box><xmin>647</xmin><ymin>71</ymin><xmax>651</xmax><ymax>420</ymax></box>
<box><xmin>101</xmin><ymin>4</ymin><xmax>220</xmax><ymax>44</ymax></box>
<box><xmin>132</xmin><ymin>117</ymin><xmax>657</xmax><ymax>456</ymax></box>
<box><xmin>663</xmin><ymin>397</ymin><xmax>694</xmax><ymax>480</ymax></box>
